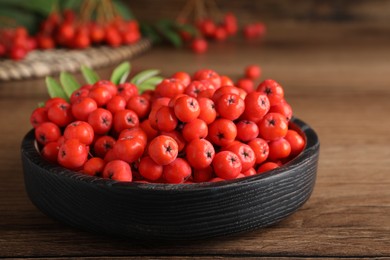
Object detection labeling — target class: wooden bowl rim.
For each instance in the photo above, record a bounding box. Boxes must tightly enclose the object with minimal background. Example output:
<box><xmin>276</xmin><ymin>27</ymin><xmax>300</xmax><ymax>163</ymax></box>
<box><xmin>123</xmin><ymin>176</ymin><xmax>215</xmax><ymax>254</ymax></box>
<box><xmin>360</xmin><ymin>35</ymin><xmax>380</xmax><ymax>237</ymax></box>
<box><xmin>21</xmin><ymin>117</ymin><xmax>319</xmax><ymax>192</ymax></box>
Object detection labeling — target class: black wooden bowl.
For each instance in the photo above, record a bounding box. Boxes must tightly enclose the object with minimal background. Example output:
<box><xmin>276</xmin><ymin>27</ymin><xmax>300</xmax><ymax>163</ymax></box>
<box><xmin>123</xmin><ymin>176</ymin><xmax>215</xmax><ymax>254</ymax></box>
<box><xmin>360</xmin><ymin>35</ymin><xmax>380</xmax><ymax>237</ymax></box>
<box><xmin>21</xmin><ymin>117</ymin><xmax>319</xmax><ymax>241</ymax></box>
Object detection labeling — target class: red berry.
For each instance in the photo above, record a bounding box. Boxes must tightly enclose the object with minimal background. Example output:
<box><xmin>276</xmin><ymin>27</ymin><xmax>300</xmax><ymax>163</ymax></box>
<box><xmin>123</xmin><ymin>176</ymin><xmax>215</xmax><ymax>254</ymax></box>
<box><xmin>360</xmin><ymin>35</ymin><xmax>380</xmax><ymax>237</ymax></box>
<box><xmin>216</xmin><ymin>93</ymin><xmax>245</xmax><ymax>120</ymax></box>
<box><xmin>83</xmin><ymin>157</ymin><xmax>105</xmax><ymax>176</ymax></box>
<box><xmin>102</xmin><ymin>160</ymin><xmax>132</xmax><ymax>181</ymax></box>
<box><xmin>163</xmin><ymin>158</ymin><xmax>191</xmax><ymax>184</ymax></box>
<box><xmin>248</xmin><ymin>138</ymin><xmax>269</xmax><ymax>164</ymax></box>
<box><xmin>212</xmin><ymin>151</ymin><xmax>242</xmax><ymax>180</ymax></box>
<box><xmin>148</xmin><ymin>135</ymin><xmax>178</xmax><ymax>165</ymax></box>
<box><xmin>113</xmin><ymin>137</ymin><xmax>145</xmax><ymax>163</ymax></box>
<box><xmin>139</xmin><ymin>156</ymin><xmax>163</xmax><ymax>181</ymax></box>
<box><xmin>58</xmin><ymin>139</ymin><xmax>88</xmax><ymax>169</ymax></box>
<box><xmin>35</xmin><ymin>122</ymin><xmax>61</xmax><ymax>145</ymax></box>
<box><xmin>93</xmin><ymin>135</ymin><xmax>116</xmax><ymax>158</ymax></box>
<box><xmin>41</xmin><ymin>141</ymin><xmax>59</xmax><ymax>163</ymax></box>
<box><xmin>285</xmin><ymin>130</ymin><xmax>305</xmax><ymax>156</ymax></box>
<box><xmin>242</xmin><ymin>92</ymin><xmax>270</xmax><ymax>123</ymax></box>
<box><xmin>186</xmin><ymin>138</ymin><xmax>215</xmax><ymax>169</ymax></box>
<box><xmin>257</xmin><ymin>162</ymin><xmax>279</xmax><ymax>174</ymax></box>
<box><xmin>64</xmin><ymin>121</ymin><xmax>94</xmax><ymax>145</ymax></box>
<box><xmin>208</xmin><ymin>119</ymin><xmax>237</xmax><ymax>147</ymax></box>
<box><xmin>30</xmin><ymin>107</ymin><xmax>48</xmax><ymax>128</ymax></box>
<box><xmin>258</xmin><ymin>112</ymin><xmax>288</xmax><ymax>141</ymax></box>
<box><xmin>173</xmin><ymin>95</ymin><xmax>200</xmax><ymax>122</ymax></box>
<box><xmin>245</xmin><ymin>65</ymin><xmax>261</xmax><ymax>80</ymax></box>
<box><xmin>268</xmin><ymin>138</ymin><xmax>291</xmax><ymax>161</ymax></box>
<box><xmin>191</xmin><ymin>38</ymin><xmax>208</xmax><ymax>54</ymax></box>
<box><xmin>257</xmin><ymin>79</ymin><xmax>285</xmax><ymax>106</ymax></box>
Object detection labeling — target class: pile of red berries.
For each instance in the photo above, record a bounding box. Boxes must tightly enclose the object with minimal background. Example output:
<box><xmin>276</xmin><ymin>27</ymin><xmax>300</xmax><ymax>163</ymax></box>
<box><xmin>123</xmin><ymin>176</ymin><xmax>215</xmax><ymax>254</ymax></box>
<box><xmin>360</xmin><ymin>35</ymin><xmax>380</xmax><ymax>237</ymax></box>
<box><xmin>36</xmin><ymin>10</ymin><xmax>141</xmax><ymax>50</ymax></box>
<box><xmin>30</xmin><ymin>68</ymin><xmax>305</xmax><ymax>184</ymax></box>
<box><xmin>0</xmin><ymin>27</ymin><xmax>37</xmax><ymax>60</ymax></box>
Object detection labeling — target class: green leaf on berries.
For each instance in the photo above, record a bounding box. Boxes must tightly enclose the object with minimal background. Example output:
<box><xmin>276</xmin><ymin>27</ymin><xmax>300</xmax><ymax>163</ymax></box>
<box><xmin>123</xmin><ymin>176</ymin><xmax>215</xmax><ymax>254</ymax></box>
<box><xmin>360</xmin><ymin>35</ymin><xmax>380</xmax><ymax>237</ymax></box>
<box><xmin>81</xmin><ymin>65</ymin><xmax>100</xmax><ymax>84</ymax></box>
<box><xmin>130</xmin><ymin>69</ymin><xmax>160</xmax><ymax>85</ymax></box>
<box><xmin>110</xmin><ymin>61</ymin><xmax>131</xmax><ymax>85</ymax></box>
<box><xmin>138</xmin><ymin>83</ymin><xmax>156</xmax><ymax>93</ymax></box>
<box><xmin>60</xmin><ymin>72</ymin><xmax>80</xmax><ymax>98</ymax></box>
<box><xmin>46</xmin><ymin>77</ymin><xmax>68</xmax><ymax>101</ymax></box>
<box><xmin>37</xmin><ymin>102</ymin><xmax>45</xmax><ymax>108</ymax></box>
<box><xmin>141</xmin><ymin>76</ymin><xmax>164</xmax><ymax>86</ymax></box>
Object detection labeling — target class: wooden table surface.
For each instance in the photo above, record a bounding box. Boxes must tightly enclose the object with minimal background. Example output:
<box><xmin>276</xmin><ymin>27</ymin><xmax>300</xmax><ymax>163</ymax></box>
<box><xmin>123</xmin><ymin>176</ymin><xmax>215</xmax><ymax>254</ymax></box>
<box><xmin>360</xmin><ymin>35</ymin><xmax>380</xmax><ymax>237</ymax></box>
<box><xmin>1</xmin><ymin>22</ymin><xmax>390</xmax><ymax>259</ymax></box>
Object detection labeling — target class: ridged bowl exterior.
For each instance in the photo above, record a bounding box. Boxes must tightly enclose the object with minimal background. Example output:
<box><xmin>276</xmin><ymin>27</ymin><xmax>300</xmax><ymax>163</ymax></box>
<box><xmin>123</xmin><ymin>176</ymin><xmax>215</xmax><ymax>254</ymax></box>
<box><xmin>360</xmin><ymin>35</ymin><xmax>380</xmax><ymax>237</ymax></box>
<box><xmin>21</xmin><ymin>118</ymin><xmax>319</xmax><ymax>241</ymax></box>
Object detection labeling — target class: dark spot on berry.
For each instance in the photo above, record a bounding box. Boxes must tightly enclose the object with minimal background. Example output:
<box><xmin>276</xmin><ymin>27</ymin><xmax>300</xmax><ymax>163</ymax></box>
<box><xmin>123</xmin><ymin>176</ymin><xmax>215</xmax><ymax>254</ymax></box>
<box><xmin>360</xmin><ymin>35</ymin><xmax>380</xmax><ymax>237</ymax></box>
<box><xmin>165</xmin><ymin>145</ymin><xmax>173</xmax><ymax>153</ymax></box>
<box><xmin>264</xmin><ymin>87</ymin><xmax>272</xmax><ymax>95</ymax></box>
<box><xmin>206</xmin><ymin>151</ymin><xmax>213</xmax><ymax>158</ymax></box>
<box><xmin>268</xmin><ymin>119</ymin><xmax>275</xmax><ymax>126</ymax></box>
<box><xmin>60</xmin><ymin>103</ymin><xmax>68</xmax><ymax>110</ymax></box>
<box><xmin>61</xmin><ymin>150</ymin><xmax>66</xmax><ymax>158</ymax></box>
<box><xmin>217</xmin><ymin>132</ymin><xmax>224</xmax><ymax>140</ymax></box>
<box><xmin>126</xmin><ymin>116</ymin><xmax>134</xmax><ymax>124</ymax></box>
<box><xmin>228</xmin><ymin>96</ymin><xmax>235</xmax><ymax>105</ymax></box>
<box><xmin>39</xmin><ymin>134</ymin><xmax>46</xmax><ymax>143</ymax></box>
<box><xmin>102</xmin><ymin>116</ymin><xmax>110</xmax><ymax>126</ymax></box>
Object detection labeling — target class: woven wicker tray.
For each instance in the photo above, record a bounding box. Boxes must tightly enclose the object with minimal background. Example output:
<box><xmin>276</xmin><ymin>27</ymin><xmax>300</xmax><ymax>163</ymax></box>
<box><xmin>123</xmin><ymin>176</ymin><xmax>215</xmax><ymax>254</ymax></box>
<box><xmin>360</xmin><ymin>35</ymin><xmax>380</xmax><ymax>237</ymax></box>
<box><xmin>0</xmin><ymin>38</ymin><xmax>151</xmax><ymax>81</ymax></box>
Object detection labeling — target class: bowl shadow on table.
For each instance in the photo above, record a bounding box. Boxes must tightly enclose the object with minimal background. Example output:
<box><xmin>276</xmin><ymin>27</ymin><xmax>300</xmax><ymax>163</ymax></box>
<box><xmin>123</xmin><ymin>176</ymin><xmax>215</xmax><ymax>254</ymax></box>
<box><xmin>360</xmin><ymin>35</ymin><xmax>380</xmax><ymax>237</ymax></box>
<box><xmin>21</xmin><ymin>117</ymin><xmax>320</xmax><ymax>242</ymax></box>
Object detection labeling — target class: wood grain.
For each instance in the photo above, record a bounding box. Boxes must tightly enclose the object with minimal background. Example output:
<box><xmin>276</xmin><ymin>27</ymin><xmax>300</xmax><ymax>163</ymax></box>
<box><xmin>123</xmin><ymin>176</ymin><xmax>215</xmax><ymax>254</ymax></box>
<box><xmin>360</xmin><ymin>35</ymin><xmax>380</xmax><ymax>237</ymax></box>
<box><xmin>0</xmin><ymin>21</ymin><xmax>390</xmax><ymax>258</ymax></box>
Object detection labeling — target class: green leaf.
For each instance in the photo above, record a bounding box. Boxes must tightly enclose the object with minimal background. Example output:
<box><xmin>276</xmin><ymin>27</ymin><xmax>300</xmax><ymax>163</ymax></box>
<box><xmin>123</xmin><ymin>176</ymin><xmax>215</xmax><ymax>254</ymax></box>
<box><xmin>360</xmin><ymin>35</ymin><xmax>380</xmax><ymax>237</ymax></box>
<box><xmin>59</xmin><ymin>0</ymin><xmax>81</xmax><ymax>10</ymax></box>
<box><xmin>37</xmin><ymin>102</ymin><xmax>45</xmax><ymax>108</ymax></box>
<box><xmin>81</xmin><ymin>65</ymin><xmax>100</xmax><ymax>84</ymax></box>
<box><xmin>138</xmin><ymin>83</ymin><xmax>157</xmax><ymax>93</ymax></box>
<box><xmin>0</xmin><ymin>7</ymin><xmax>40</xmax><ymax>34</ymax></box>
<box><xmin>141</xmin><ymin>76</ymin><xmax>164</xmax><ymax>86</ymax></box>
<box><xmin>110</xmin><ymin>62</ymin><xmax>131</xmax><ymax>85</ymax></box>
<box><xmin>112</xmin><ymin>0</ymin><xmax>134</xmax><ymax>19</ymax></box>
<box><xmin>155</xmin><ymin>21</ymin><xmax>182</xmax><ymax>48</ymax></box>
<box><xmin>0</xmin><ymin>0</ymin><xmax>57</xmax><ymax>16</ymax></box>
<box><xmin>45</xmin><ymin>77</ymin><xmax>68</xmax><ymax>100</ymax></box>
<box><xmin>130</xmin><ymin>69</ymin><xmax>161</xmax><ymax>85</ymax></box>
<box><xmin>60</xmin><ymin>72</ymin><xmax>80</xmax><ymax>97</ymax></box>
<box><xmin>140</xmin><ymin>22</ymin><xmax>162</xmax><ymax>44</ymax></box>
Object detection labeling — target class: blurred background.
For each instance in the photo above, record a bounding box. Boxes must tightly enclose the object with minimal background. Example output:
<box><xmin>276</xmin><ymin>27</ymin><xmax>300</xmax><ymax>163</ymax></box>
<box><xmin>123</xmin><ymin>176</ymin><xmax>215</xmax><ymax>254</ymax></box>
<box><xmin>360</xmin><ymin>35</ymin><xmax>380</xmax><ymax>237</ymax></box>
<box><xmin>128</xmin><ymin>0</ymin><xmax>390</xmax><ymax>23</ymax></box>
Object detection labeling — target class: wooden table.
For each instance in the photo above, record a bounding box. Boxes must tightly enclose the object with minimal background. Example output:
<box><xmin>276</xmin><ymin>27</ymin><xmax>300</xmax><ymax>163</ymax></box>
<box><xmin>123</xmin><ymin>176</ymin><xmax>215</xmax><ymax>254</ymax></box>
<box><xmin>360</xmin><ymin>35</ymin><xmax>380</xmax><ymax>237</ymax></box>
<box><xmin>1</xmin><ymin>22</ymin><xmax>389</xmax><ymax>259</ymax></box>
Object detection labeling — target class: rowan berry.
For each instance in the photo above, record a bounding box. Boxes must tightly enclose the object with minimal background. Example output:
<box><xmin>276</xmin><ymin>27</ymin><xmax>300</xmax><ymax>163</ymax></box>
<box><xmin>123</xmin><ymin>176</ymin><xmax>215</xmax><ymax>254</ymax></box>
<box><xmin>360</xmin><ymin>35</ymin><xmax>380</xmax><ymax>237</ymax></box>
<box><xmin>212</xmin><ymin>151</ymin><xmax>242</xmax><ymax>180</ymax></box>
<box><xmin>138</xmin><ymin>156</ymin><xmax>163</xmax><ymax>181</ymax></box>
<box><xmin>236</xmin><ymin>120</ymin><xmax>259</xmax><ymax>142</ymax></box>
<box><xmin>257</xmin><ymin>79</ymin><xmax>284</xmax><ymax>106</ymax></box>
<box><xmin>285</xmin><ymin>130</ymin><xmax>305</xmax><ymax>156</ymax></box>
<box><xmin>173</xmin><ymin>95</ymin><xmax>200</xmax><ymax>122</ymax></box>
<box><xmin>182</xmin><ymin>118</ymin><xmax>208</xmax><ymax>142</ymax></box>
<box><xmin>257</xmin><ymin>162</ymin><xmax>279</xmax><ymax>174</ymax></box>
<box><xmin>163</xmin><ymin>158</ymin><xmax>192</xmax><ymax>184</ymax></box>
<box><xmin>268</xmin><ymin>138</ymin><xmax>291</xmax><ymax>161</ymax></box>
<box><xmin>215</xmin><ymin>93</ymin><xmax>245</xmax><ymax>120</ymax></box>
<box><xmin>186</xmin><ymin>138</ymin><xmax>215</xmax><ymax>169</ymax></box>
<box><xmin>82</xmin><ymin>157</ymin><xmax>105</xmax><ymax>176</ymax></box>
<box><xmin>57</xmin><ymin>138</ymin><xmax>88</xmax><ymax>169</ymax></box>
<box><xmin>197</xmin><ymin>97</ymin><xmax>216</xmax><ymax>124</ymax></box>
<box><xmin>258</xmin><ymin>112</ymin><xmax>288</xmax><ymax>141</ymax></box>
<box><xmin>208</xmin><ymin>118</ymin><xmax>237</xmax><ymax>147</ymax></box>
<box><xmin>35</xmin><ymin>122</ymin><xmax>61</xmax><ymax>145</ymax></box>
<box><xmin>87</xmin><ymin>108</ymin><xmax>113</xmax><ymax>135</ymax></box>
<box><xmin>30</xmin><ymin>107</ymin><xmax>48</xmax><ymax>128</ymax></box>
<box><xmin>102</xmin><ymin>160</ymin><xmax>132</xmax><ymax>181</ymax></box>
<box><xmin>248</xmin><ymin>138</ymin><xmax>269</xmax><ymax>164</ymax></box>
<box><xmin>64</xmin><ymin>121</ymin><xmax>94</xmax><ymax>145</ymax></box>
<box><xmin>148</xmin><ymin>135</ymin><xmax>178</xmax><ymax>165</ymax></box>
